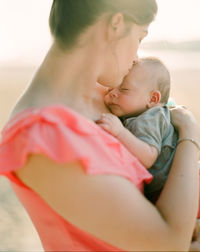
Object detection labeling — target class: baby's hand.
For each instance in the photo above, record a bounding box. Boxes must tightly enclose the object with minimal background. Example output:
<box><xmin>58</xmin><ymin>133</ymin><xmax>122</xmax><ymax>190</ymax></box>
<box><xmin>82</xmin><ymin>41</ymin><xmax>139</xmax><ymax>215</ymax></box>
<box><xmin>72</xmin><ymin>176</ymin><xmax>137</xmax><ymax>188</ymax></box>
<box><xmin>96</xmin><ymin>113</ymin><xmax>124</xmax><ymax>137</ymax></box>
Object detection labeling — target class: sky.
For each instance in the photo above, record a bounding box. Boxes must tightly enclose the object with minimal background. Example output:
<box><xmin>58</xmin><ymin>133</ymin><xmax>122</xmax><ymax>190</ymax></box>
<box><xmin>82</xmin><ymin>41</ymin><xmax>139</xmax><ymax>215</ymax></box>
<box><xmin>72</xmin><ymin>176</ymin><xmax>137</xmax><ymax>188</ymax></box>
<box><xmin>146</xmin><ymin>0</ymin><xmax>200</xmax><ymax>42</ymax></box>
<box><xmin>0</xmin><ymin>0</ymin><xmax>200</xmax><ymax>64</ymax></box>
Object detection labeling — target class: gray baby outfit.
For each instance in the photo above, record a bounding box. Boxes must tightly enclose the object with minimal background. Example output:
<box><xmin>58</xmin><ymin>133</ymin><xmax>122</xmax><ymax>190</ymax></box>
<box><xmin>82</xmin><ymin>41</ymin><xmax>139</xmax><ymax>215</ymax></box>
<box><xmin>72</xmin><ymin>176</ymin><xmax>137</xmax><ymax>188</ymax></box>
<box><xmin>123</xmin><ymin>106</ymin><xmax>178</xmax><ymax>203</ymax></box>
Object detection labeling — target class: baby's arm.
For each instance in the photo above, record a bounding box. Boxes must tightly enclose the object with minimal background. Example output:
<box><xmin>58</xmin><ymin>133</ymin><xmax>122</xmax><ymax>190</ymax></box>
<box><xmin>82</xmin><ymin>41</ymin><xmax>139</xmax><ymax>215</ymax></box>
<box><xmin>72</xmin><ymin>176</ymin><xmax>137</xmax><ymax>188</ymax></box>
<box><xmin>97</xmin><ymin>113</ymin><xmax>158</xmax><ymax>169</ymax></box>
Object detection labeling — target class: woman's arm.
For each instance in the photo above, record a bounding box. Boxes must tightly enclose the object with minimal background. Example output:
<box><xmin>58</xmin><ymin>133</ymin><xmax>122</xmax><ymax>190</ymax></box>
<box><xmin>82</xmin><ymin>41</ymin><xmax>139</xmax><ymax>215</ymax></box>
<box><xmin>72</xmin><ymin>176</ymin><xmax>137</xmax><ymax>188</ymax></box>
<box><xmin>155</xmin><ymin>106</ymin><xmax>200</xmax><ymax>247</ymax></box>
<box><xmin>16</xmin><ymin>107</ymin><xmax>199</xmax><ymax>251</ymax></box>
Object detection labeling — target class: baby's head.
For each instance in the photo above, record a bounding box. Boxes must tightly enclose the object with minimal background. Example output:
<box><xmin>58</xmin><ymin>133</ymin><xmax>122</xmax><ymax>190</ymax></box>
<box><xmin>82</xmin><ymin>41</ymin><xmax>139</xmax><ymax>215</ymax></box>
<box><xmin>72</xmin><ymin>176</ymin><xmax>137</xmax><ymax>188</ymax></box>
<box><xmin>104</xmin><ymin>57</ymin><xmax>170</xmax><ymax>117</ymax></box>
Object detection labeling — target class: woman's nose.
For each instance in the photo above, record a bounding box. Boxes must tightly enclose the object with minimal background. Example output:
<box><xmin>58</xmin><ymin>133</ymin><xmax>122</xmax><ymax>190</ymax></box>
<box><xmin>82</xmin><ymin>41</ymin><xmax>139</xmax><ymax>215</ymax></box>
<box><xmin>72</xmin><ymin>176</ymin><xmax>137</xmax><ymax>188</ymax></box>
<box><xmin>133</xmin><ymin>54</ymin><xmax>139</xmax><ymax>65</ymax></box>
<box><xmin>133</xmin><ymin>59</ymin><xmax>138</xmax><ymax>65</ymax></box>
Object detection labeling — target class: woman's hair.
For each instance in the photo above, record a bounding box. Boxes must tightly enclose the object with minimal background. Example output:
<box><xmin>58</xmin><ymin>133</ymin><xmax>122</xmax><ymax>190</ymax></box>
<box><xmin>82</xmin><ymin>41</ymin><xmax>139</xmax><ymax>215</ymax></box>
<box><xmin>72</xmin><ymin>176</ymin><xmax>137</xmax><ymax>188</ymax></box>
<box><xmin>49</xmin><ymin>0</ymin><xmax>158</xmax><ymax>49</ymax></box>
<box><xmin>140</xmin><ymin>57</ymin><xmax>171</xmax><ymax>104</ymax></box>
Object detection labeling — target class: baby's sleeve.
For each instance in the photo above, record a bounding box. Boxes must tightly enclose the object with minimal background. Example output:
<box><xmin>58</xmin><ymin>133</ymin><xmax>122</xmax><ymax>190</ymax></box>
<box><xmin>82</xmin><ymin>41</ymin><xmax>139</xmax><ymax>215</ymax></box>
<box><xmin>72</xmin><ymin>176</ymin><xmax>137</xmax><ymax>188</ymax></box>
<box><xmin>124</xmin><ymin>107</ymin><xmax>169</xmax><ymax>154</ymax></box>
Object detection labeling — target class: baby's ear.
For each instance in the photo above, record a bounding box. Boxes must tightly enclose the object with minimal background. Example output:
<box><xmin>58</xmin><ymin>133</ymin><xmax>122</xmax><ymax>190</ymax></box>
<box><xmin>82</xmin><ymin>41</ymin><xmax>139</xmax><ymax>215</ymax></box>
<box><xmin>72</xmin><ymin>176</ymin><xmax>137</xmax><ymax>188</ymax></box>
<box><xmin>147</xmin><ymin>90</ymin><xmax>161</xmax><ymax>108</ymax></box>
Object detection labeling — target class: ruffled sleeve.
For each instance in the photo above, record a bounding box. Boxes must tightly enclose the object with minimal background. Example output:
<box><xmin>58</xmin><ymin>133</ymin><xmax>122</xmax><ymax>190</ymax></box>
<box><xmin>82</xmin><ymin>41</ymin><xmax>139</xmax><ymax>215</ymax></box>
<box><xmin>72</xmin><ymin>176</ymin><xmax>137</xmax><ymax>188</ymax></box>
<box><xmin>0</xmin><ymin>105</ymin><xmax>152</xmax><ymax>191</ymax></box>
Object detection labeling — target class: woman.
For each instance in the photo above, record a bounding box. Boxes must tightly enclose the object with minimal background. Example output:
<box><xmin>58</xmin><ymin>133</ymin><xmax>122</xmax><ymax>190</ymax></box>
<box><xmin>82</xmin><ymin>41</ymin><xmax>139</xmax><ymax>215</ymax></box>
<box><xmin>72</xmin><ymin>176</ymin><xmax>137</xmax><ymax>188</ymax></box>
<box><xmin>0</xmin><ymin>0</ymin><xmax>199</xmax><ymax>251</ymax></box>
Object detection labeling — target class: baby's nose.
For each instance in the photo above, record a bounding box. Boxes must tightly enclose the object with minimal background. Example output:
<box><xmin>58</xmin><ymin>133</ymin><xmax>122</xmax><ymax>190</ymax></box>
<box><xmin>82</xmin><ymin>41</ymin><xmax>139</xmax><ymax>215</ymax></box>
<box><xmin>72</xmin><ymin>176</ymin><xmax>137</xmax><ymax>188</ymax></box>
<box><xmin>109</xmin><ymin>90</ymin><xmax>118</xmax><ymax>98</ymax></box>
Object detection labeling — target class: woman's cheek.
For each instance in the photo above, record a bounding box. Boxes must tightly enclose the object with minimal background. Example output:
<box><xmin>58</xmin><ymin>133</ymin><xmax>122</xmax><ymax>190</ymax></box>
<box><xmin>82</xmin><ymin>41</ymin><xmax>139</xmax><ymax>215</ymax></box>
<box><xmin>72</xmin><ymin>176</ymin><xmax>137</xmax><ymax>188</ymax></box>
<box><xmin>130</xmin><ymin>40</ymin><xmax>139</xmax><ymax>62</ymax></box>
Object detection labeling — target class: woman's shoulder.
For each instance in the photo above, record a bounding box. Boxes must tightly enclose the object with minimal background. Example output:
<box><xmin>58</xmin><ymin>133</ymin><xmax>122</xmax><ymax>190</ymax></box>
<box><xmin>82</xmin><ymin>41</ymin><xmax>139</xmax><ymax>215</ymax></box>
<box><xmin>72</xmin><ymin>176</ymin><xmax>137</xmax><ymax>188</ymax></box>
<box><xmin>4</xmin><ymin>104</ymin><xmax>98</xmax><ymax>137</ymax></box>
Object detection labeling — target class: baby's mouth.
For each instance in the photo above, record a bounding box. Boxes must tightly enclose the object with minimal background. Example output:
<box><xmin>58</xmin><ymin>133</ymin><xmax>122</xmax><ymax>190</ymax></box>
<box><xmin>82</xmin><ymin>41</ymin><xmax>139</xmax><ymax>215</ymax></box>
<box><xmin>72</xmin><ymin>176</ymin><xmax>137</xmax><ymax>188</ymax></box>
<box><xmin>107</xmin><ymin>103</ymin><xmax>120</xmax><ymax>110</ymax></box>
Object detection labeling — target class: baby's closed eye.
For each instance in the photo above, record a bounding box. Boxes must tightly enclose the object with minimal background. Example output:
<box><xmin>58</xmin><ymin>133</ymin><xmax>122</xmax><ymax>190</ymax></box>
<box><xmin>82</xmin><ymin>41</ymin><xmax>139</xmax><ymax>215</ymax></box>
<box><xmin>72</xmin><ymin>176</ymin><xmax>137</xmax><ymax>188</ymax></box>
<box><xmin>119</xmin><ymin>88</ymin><xmax>129</xmax><ymax>92</ymax></box>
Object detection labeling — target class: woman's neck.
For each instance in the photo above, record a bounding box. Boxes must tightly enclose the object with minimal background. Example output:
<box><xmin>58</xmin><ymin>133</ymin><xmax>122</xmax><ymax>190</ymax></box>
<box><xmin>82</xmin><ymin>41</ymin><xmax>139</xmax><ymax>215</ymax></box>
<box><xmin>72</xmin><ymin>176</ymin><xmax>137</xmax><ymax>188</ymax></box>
<box><xmin>14</xmin><ymin>43</ymin><xmax>109</xmax><ymax>120</ymax></box>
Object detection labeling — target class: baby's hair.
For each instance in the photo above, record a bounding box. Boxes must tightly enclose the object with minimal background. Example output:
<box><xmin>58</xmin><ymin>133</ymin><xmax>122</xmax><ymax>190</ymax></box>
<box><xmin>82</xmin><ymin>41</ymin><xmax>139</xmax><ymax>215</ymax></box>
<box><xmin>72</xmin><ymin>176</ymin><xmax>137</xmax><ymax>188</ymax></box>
<box><xmin>139</xmin><ymin>57</ymin><xmax>170</xmax><ymax>104</ymax></box>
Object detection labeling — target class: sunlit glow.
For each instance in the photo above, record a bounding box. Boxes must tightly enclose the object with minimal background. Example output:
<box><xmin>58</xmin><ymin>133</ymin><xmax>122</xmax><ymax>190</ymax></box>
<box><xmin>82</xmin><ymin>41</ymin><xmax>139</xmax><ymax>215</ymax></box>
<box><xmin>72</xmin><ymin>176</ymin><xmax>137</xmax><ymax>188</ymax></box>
<box><xmin>146</xmin><ymin>0</ymin><xmax>200</xmax><ymax>42</ymax></box>
<box><xmin>0</xmin><ymin>0</ymin><xmax>52</xmax><ymax>64</ymax></box>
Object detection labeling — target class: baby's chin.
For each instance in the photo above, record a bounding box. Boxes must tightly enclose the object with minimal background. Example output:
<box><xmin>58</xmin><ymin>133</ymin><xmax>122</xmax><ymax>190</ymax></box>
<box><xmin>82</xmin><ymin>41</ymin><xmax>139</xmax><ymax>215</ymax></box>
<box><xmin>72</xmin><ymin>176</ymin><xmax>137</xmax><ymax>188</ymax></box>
<box><xmin>107</xmin><ymin>105</ymin><xmax>123</xmax><ymax>117</ymax></box>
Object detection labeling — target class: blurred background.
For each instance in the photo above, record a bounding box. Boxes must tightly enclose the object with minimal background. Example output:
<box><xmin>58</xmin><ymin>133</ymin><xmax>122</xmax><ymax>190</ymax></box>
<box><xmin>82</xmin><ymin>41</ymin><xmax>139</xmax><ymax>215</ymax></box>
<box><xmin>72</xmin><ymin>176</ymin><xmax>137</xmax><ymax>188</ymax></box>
<box><xmin>0</xmin><ymin>0</ymin><xmax>200</xmax><ymax>251</ymax></box>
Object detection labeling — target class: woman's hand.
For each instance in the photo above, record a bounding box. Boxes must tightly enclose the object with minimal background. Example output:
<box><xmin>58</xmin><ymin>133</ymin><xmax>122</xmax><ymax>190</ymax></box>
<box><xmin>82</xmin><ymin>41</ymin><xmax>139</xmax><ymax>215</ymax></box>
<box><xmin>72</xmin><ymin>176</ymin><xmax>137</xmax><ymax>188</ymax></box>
<box><xmin>170</xmin><ymin>105</ymin><xmax>200</xmax><ymax>140</ymax></box>
<box><xmin>96</xmin><ymin>113</ymin><xmax>124</xmax><ymax>137</ymax></box>
<box><xmin>190</xmin><ymin>219</ymin><xmax>200</xmax><ymax>251</ymax></box>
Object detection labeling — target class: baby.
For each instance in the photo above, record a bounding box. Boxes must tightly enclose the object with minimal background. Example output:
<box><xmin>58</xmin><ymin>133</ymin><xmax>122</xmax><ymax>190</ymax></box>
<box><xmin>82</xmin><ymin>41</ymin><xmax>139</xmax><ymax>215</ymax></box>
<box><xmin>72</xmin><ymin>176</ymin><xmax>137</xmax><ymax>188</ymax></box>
<box><xmin>98</xmin><ymin>57</ymin><xmax>178</xmax><ymax>203</ymax></box>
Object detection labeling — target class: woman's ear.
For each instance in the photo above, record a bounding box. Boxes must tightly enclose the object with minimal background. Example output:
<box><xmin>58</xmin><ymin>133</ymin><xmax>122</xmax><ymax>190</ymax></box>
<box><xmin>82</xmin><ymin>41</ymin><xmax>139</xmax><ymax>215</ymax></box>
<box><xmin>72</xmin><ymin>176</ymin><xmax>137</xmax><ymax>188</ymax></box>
<box><xmin>110</xmin><ymin>13</ymin><xmax>124</xmax><ymax>30</ymax></box>
<box><xmin>107</xmin><ymin>13</ymin><xmax>125</xmax><ymax>42</ymax></box>
<box><xmin>147</xmin><ymin>90</ymin><xmax>161</xmax><ymax>108</ymax></box>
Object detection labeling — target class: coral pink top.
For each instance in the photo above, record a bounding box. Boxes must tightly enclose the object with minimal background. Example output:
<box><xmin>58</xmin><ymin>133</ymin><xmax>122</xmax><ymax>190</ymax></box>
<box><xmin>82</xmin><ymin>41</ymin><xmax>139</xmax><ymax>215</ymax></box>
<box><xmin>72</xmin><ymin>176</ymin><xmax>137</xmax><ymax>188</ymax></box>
<box><xmin>0</xmin><ymin>105</ymin><xmax>152</xmax><ymax>251</ymax></box>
